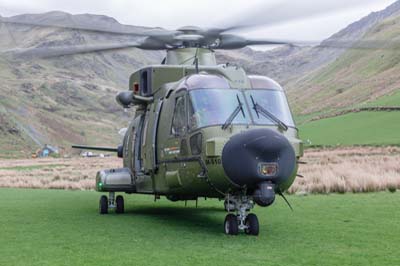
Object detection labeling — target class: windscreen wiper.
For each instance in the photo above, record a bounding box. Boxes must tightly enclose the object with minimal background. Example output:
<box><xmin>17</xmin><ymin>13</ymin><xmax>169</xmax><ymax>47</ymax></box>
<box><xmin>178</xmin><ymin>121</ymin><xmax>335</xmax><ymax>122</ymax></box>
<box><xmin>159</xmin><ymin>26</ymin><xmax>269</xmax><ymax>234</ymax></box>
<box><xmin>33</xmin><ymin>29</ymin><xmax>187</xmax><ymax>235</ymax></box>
<box><xmin>250</xmin><ymin>95</ymin><xmax>288</xmax><ymax>131</ymax></box>
<box><xmin>222</xmin><ymin>95</ymin><xmax>246</xmax><ymax>130</ymax></box>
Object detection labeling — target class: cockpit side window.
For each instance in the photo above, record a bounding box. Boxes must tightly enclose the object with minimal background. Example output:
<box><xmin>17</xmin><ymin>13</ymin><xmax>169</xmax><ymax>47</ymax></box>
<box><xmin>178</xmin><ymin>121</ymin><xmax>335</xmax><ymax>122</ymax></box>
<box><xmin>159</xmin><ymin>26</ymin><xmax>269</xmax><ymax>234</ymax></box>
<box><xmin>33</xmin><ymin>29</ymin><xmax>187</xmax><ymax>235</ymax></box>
<box><xmin>171</xmin><ymin>95</ymin><xmax>187</xmax><ymax>136</ymax></box>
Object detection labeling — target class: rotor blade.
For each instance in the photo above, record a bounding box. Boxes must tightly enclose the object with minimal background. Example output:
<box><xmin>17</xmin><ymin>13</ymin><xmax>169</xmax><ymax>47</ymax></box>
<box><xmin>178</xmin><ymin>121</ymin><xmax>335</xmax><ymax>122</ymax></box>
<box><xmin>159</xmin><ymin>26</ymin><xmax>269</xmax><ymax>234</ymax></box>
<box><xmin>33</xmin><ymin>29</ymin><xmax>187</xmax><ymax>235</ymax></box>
<box><xmin>217</xmin><ymin>34</ymin><xmax>400</xmax><ymax>50</ymax></box>
<box><xmin>217</xmin><ymin>0</ymin><xmax>383</xmax><ymax>33</ymax></box>
<box><xmin>216</xmin><ymin>34</ymin><xmax>293</xmax><ymax>49</ymax></box>
<box><xmin>4</xmin><ymin>42</ymin><xmax>143</xmax><ymax>59</ymax></box>
<box><xmin>317</xmin><ymin>39</ymin><xmax>400</xmax><ymax>50</ymax></box>
<box><xmin>72</xmin><ymin>145</ymin><xmax>118</xmax><ymax>152</ymax></box>
<box><xmin>244</xmin><ymin>38</ymin><xmax>400</xmax><ymax>50</ymax></box>
<box><xmin>1</xmin><ymin>15</ymin><xmax>177</xmax><ymax>38</ymax></box>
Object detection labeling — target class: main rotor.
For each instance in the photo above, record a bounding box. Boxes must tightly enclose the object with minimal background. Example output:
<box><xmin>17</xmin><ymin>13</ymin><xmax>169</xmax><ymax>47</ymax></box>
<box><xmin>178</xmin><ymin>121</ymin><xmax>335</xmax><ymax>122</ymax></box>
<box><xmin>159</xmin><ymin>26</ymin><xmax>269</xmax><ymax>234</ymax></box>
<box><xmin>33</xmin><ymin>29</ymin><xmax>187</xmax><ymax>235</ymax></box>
<box><xmin>0</xmin><ymin>0</ymin><xmax>397</xmax><ymax>60</ymax></box>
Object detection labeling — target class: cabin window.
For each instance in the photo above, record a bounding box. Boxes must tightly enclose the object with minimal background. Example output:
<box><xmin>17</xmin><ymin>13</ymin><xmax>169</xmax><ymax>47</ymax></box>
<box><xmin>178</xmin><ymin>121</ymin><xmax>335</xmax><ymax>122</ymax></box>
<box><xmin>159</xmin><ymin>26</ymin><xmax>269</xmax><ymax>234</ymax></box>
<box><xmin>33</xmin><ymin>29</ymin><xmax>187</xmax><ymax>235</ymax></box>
<box><xmin>140</xmin><ymin>69</ymin><xmax>152</xmax><ymax>96</ymax></box>
<box><xmin>171</xmin><ymin>95</ymin><xmax>187</xmax><ymax>136</ymax></box>
<box><xmin>190</xmin><ymin>133</ymin><xmax>202</xmax><ymax>155</ymax></box>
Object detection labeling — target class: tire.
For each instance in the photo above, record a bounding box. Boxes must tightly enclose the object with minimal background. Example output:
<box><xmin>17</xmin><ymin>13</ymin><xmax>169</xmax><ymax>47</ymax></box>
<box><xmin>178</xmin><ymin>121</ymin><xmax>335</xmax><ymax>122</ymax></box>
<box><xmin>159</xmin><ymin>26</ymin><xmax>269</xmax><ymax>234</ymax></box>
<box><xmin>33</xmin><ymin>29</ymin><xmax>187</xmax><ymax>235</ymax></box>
<box><xmin>116</xmin><ymin>195</ymin><xmax>124</xmax><ymax>214</ymax></box>
<box><xmin>245</xmin><ymin>213</ymin><xmax>259</xmax><ymax>236</ymax></box>
<box><xmin>224</xmin><ymin>214</ymin><xmax>239</xmax><ymax>235</ymax></box>
<box><xmin>99</xmin><ymin>195</ymin><xmax>108</xmax><ymax>214</ymax></box>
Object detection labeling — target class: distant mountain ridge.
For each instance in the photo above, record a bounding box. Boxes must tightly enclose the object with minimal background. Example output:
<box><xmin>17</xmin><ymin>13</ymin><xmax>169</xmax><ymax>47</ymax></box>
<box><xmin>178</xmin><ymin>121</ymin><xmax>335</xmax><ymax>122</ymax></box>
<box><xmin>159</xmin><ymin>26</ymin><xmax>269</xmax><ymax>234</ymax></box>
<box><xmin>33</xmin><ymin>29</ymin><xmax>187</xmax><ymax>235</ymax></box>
<box><xmin>0</xmin><ymin>11</ymin><xmax>164</xmax><ymax>158</ymax></box>
<box><xmin>0</xmin><ymin>2</ymin><xmax>399</xmax><ymax>157</ymax></box>
<box><xmin>218</xmin><ymin>0</ymin><xmax>400</xmax><ymax>86</ymax></box>
<box><xmin>286</xmin><ymin>1</ymin><xmax>400</xmax><ymax>116</ymax></box>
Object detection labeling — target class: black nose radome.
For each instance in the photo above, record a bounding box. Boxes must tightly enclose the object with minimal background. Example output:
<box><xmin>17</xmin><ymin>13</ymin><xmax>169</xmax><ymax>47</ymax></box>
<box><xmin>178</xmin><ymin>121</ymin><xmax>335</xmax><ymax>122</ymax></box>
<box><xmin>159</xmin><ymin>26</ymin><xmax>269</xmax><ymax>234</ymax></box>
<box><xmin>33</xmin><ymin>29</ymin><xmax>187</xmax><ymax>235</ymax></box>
<box><xmin>221</xmin><ymin>128</ymin><xmax>296</xmax><ymax>188</ymax></box>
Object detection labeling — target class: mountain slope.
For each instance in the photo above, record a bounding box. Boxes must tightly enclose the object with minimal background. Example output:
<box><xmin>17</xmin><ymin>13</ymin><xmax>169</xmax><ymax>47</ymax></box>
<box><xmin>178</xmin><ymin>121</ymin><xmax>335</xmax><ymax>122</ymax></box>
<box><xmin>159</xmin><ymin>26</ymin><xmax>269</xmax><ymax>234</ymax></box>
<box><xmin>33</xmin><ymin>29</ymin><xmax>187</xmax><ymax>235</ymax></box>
<box><xmin>0</xmin><ymin>12</ymin><xmax>164</xmax><ymax>158</ymax></box>
<box><xmin>288</xmin><ymin>13</ymin><xmax>400</xmax><ymax>116</ymax></box>
<box><xmin>218</xmin><ymin>0</ymin><xmax>400</xmax><ymax>87</ymax></box>
<box><xmin>1</xmin><ymin>2</ymin><xmax>400</xmax><ymax>157</ymax></box>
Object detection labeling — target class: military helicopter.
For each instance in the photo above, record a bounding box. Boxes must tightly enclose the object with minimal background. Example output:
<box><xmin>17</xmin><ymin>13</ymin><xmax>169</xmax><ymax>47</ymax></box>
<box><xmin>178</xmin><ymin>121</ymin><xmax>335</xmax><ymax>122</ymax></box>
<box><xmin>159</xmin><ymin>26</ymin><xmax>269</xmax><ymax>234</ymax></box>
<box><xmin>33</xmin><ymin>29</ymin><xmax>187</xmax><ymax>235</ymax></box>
<box><xmin>2</xmin><ymin>0</ymin><xmax>393</xmax><ymax>235</ymax></box>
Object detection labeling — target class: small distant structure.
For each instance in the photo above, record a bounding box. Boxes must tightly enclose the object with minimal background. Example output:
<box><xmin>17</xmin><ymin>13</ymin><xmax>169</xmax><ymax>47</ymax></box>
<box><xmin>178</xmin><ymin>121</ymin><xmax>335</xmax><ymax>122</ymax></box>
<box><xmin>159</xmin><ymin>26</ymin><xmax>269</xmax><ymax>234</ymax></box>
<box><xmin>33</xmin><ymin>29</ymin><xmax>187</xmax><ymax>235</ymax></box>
<box><xmin>80</xmin><ymin>151</ymin><xmax>95</xmax><ymax>157</ymax></box>
<box><xmin>79</xmin><ymin>151</ymin><xmax>111</xmax><ymax>158</ymax></box>
<box><xmin>36</xmin><ymin>144</ymin><xmax>59</xmax><ymax>158</ymax></box>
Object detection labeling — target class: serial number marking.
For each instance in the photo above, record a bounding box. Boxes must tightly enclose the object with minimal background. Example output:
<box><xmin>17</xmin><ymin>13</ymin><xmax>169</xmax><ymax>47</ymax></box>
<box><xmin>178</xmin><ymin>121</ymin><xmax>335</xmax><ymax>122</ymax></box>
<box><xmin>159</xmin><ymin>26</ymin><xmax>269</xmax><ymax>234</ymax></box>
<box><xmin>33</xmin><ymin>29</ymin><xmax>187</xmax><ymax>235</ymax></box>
<box><xmin>205</xmin><ymin>158</ymin><xmax>222</xmax><ymax>165</ymax></box>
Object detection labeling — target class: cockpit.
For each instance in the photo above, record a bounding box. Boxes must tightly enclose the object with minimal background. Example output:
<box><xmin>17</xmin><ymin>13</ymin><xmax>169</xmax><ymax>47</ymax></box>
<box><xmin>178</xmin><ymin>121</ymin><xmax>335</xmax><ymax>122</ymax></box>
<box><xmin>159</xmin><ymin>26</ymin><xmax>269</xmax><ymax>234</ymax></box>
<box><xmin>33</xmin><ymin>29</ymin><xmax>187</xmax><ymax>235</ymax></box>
<box><xmin>188</xmin><ymin>88</ymin><xmax>295</xmax><ymax>130</ymax></box>
<box><xmin>172</xmin><ymin>74</ymin><xmax>295</xmax><ymax>132</ymax></box>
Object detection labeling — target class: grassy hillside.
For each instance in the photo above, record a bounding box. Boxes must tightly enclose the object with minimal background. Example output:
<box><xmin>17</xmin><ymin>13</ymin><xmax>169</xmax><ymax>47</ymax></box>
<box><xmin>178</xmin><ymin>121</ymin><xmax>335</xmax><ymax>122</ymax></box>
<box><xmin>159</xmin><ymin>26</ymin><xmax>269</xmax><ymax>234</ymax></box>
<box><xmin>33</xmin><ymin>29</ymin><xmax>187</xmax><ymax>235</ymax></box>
<box><xmin>299</xmin><ymin>111</ymin><xmax>400</xmax><ymax>146</ymax></box>
<box><xmin>288</xmin><ymin>15</ymin><xmax>400</xmax><ymax>116</ymax></box>
<box><xmin>1</xmin><ymin>7</ymin><xmax>400</xmax><ymax>155</ymax></box>
<box><xmin>289</xmin><ymin>12</ymin><xmax>400</xmax><ymax>147</ymax></box>
<box><xmin>0</xmin><ymin>13</ymin><xmax>164</xmax><ymax>157</ymax></box>
<box><xmin>365</xmin><ymin>89</ymin><xmax>400</xmax><ymax>107</ymax></box>
<box><xmin>1</xmin><ymin>188</ymin><xmax>399</xmax><ymax>266</ymax></box>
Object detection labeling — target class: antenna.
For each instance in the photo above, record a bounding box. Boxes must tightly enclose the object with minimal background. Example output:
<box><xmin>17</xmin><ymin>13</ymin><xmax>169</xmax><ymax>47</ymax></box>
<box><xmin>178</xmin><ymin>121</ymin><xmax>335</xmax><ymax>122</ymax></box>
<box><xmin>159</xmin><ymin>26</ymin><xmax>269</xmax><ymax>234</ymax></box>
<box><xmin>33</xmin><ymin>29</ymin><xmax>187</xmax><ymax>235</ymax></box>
<box><xmin>193</xmin><ymin>48</ymin><xmax>199</xmax><ymax>74</ymax></box>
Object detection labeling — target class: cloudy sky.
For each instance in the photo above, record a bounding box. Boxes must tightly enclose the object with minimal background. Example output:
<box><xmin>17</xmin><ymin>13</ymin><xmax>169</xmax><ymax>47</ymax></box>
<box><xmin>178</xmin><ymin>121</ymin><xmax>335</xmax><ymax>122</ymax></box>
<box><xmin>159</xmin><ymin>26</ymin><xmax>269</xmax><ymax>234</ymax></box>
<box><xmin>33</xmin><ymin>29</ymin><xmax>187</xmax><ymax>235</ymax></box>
<box><xmin>0</xmin><ymin>0</ymin><xmax>397</xmax><ymax>43</ymax></box>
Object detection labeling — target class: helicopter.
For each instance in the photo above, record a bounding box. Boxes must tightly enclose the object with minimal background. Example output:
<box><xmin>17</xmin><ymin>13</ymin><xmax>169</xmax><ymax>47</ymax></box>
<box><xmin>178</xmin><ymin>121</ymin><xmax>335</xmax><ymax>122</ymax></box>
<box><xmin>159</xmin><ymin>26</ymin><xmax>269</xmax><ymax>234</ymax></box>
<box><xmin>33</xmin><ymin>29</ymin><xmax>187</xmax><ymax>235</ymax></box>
<box><xmin>1</xmin><ymin>0</ymin><xmax>394</xmax><ymax>236</ymax></box>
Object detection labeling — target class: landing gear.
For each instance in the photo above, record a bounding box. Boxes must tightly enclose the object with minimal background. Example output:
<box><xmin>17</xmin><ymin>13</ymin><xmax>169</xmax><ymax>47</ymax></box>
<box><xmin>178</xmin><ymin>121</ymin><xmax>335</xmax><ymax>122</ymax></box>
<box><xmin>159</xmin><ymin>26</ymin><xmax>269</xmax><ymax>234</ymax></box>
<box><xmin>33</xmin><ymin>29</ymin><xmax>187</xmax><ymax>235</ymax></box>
<box><xmin>224</xmin><ymin>214</ymin><xmax>239</xmax><ymax>235</ymax></box>
<box><xmin>244</xmin><ymin>213</ymin><xmax>259</xmax><ymax>235</ymax></box>
<box><xmin>223</xmin><ymin>195</ymin><xmax>259</xmax><ymax>236</ymax></box>
<box><xmin>116</xmin><ymin>195</ymin><xmax>124</xmax><ymax>214</ymax></box>
<box><xmin>98</xmin><ymin>192</ymin><xmax>124</xmax><ymax>214</ymax></box>
<box><xmin>224</xmin><ymin>199</ymin><xmax>235</xmax><ymax>212</ymax></box>
<box><xmin>99</xmin><ymin>195</ymin><xmax>108</xmax><ymax>214</ymax></box>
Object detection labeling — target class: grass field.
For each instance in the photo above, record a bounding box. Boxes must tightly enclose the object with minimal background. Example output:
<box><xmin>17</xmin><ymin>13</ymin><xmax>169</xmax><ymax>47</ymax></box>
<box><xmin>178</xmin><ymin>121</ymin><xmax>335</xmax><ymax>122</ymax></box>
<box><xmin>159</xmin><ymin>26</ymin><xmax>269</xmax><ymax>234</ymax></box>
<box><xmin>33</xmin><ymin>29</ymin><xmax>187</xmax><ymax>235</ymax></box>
<box><xmin>299</xmin><ymin>111</ymin><xmax>400</xmax><ymax>146</ymax></box>
<box><xmin>0</xmin><ymin>188</ymin><xmax>399</xmax><ymax>266</ymax></box>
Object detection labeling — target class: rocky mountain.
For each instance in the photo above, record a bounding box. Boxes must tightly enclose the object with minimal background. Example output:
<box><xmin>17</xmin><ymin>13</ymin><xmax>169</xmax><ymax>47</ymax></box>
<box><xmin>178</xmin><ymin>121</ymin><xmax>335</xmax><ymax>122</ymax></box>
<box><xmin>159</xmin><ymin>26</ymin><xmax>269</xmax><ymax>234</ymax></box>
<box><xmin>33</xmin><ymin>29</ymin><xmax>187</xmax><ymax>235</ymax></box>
<box><xmin>0</xmin><ymin>12</ymin><xmax>164</xmax><ymax>158</ymax></box>
<box><xmin>285</xmin><ymin>1</ymin><xmax>400</xmax><ymax>116</ymax></box>
<box><xmin>0</xmin><ymin>1</ymin><xmax>399</xmax><ymax>157</ymax></box>
<box><xmin>218</xmin><ymin>0</ymin><xmax>400</xmax><ymax>86</ymax></box>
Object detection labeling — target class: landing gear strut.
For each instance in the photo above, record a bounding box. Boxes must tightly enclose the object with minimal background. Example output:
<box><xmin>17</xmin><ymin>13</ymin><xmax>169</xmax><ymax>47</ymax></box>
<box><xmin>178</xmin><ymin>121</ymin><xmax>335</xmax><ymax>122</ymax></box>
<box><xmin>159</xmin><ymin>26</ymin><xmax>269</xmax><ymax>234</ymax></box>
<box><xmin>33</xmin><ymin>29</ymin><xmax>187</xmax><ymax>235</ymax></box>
<box><xmin>223</xmin><ymin>195</ymin><xmax>259</xmax><ymax>236</ymax></box>
<box><xmin>99</xmin><ymin>192</ymin><xmax>124</xmax><ymax>214</ymax></box>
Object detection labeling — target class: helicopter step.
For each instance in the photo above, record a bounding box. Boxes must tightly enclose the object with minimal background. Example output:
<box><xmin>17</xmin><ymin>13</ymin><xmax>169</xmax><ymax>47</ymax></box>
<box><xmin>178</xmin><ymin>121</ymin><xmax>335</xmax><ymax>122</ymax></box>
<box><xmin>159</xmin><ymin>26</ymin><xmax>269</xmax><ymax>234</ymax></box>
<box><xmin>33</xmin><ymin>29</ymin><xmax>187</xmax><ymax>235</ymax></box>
<box><xmin>223</xmin><ymin>195</ymin><xmax>259</xmax><ymax>236</ymax></box>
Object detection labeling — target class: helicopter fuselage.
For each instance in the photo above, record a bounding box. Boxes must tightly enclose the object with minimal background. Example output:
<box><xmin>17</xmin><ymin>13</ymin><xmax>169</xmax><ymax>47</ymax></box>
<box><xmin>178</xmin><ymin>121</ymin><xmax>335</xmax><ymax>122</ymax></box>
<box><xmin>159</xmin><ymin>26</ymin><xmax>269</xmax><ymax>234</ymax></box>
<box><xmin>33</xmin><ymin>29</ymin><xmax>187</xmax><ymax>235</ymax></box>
<box><xmin>91</xmin><ymin>48</ymin><xmax>303</xmax><ymax>235</ymax></box>
<box><xmin>106</xmin><ymin>48</ymin><xmax>303</xmax><ymax>201</ymax></box>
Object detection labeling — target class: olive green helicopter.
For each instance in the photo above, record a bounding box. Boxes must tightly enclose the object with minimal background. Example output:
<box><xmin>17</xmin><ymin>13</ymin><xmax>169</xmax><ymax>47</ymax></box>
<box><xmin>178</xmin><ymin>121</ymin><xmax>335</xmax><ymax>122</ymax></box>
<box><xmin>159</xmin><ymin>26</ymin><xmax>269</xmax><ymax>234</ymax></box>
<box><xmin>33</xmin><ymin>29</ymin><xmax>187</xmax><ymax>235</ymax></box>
<box><xmin>73</xmin><ymin>28</ymin><xmax>305</xmax><ymax>236</ymax></box>
<box><xmin>2</xmin><ymin>0</ymin><xmax>391</xmax><ymax>235</ymax></box>
<box><xmin>80</xmin><ymin>45</ymin><xmax>302</xmax><ymax>236</ymax></box>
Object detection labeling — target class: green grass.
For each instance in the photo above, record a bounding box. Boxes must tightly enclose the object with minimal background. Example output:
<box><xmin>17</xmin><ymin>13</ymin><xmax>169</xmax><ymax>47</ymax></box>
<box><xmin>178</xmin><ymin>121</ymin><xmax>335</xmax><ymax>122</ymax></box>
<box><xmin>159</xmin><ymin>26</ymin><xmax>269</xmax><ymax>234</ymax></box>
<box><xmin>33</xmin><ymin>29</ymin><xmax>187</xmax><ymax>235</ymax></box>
<box><xmin>0</xmin><ymin>188</ymin><xmax>399</xmax><ymax>266</ymax></box>
<box><xmin>299</xmin><ymin>111</ymin><xmax>400</xmax><ymax>146</ymax></box>
<box><xmin>367</xmin><ymin>89</ymin><xmax>400</xmax><ymax>107</ymax></box>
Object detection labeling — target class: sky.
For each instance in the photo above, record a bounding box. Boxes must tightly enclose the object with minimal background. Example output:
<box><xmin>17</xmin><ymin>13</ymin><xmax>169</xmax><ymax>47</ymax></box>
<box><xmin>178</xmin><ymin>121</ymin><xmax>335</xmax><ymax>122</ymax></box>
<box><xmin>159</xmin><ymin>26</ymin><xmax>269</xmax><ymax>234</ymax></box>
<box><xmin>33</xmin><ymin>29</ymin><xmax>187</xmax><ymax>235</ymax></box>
<box><xmin>0</xmin><ymin>0</ymin><xmax>397</xmax><ymax>46</ymax></box>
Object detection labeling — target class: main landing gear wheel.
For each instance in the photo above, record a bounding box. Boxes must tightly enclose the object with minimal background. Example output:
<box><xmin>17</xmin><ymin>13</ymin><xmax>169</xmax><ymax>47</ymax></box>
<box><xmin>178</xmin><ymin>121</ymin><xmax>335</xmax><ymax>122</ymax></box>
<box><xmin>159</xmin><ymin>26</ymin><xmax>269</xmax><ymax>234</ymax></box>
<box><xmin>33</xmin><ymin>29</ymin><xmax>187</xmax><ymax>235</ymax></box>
<box><xmin>116</xmin><ymin>195</ymin><xmax>124</xmax><ymax>214</ymax></box>
<box><xmin>244</xmin><ymin>213</ymin><xmax>259</xmax><ymax>236</ymax></box>
<box><xmin>224</xmin><ymin>214</ymin><xmax>239</xmax><ymax>235</ymax></box>
<box><xmin>99</xmin><ymin>195</ymin><xmax>108</xmax><ymax>214</ymax></box>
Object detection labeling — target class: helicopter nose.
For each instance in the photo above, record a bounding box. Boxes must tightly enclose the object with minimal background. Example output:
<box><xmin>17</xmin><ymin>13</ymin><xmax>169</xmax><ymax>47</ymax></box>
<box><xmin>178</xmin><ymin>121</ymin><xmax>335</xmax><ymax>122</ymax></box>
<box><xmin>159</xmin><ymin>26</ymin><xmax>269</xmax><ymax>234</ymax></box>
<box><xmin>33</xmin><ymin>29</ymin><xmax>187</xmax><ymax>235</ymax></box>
<box><xmin>221</xmin><ymin>128</ymin><xmax>296</xmax><ymax>188</ymax></box>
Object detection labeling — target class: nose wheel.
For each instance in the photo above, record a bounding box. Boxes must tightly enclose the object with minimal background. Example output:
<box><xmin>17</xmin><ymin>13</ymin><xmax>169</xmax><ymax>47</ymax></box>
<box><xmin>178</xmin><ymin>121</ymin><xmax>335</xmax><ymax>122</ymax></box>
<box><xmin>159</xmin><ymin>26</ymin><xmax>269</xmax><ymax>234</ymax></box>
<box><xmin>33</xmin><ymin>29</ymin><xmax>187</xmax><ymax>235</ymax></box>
<box><xmin>224</xmin><ymin>214</ymin><xmax>239</xmax><ymax>235</ymax></box>
<box><xmin>223</xmin><ymin>195</ymin><xmax>259</xmax><ymax>236</ymax></box>
<box><xmin>99</xmin><ymin>192</ymin><xmax>125</xmax><ymax>214</ymax></box>
<box><xmin>244</xmin><ymin>213</ymin><xmax>259</xmax><ymax>235</ymax></box>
